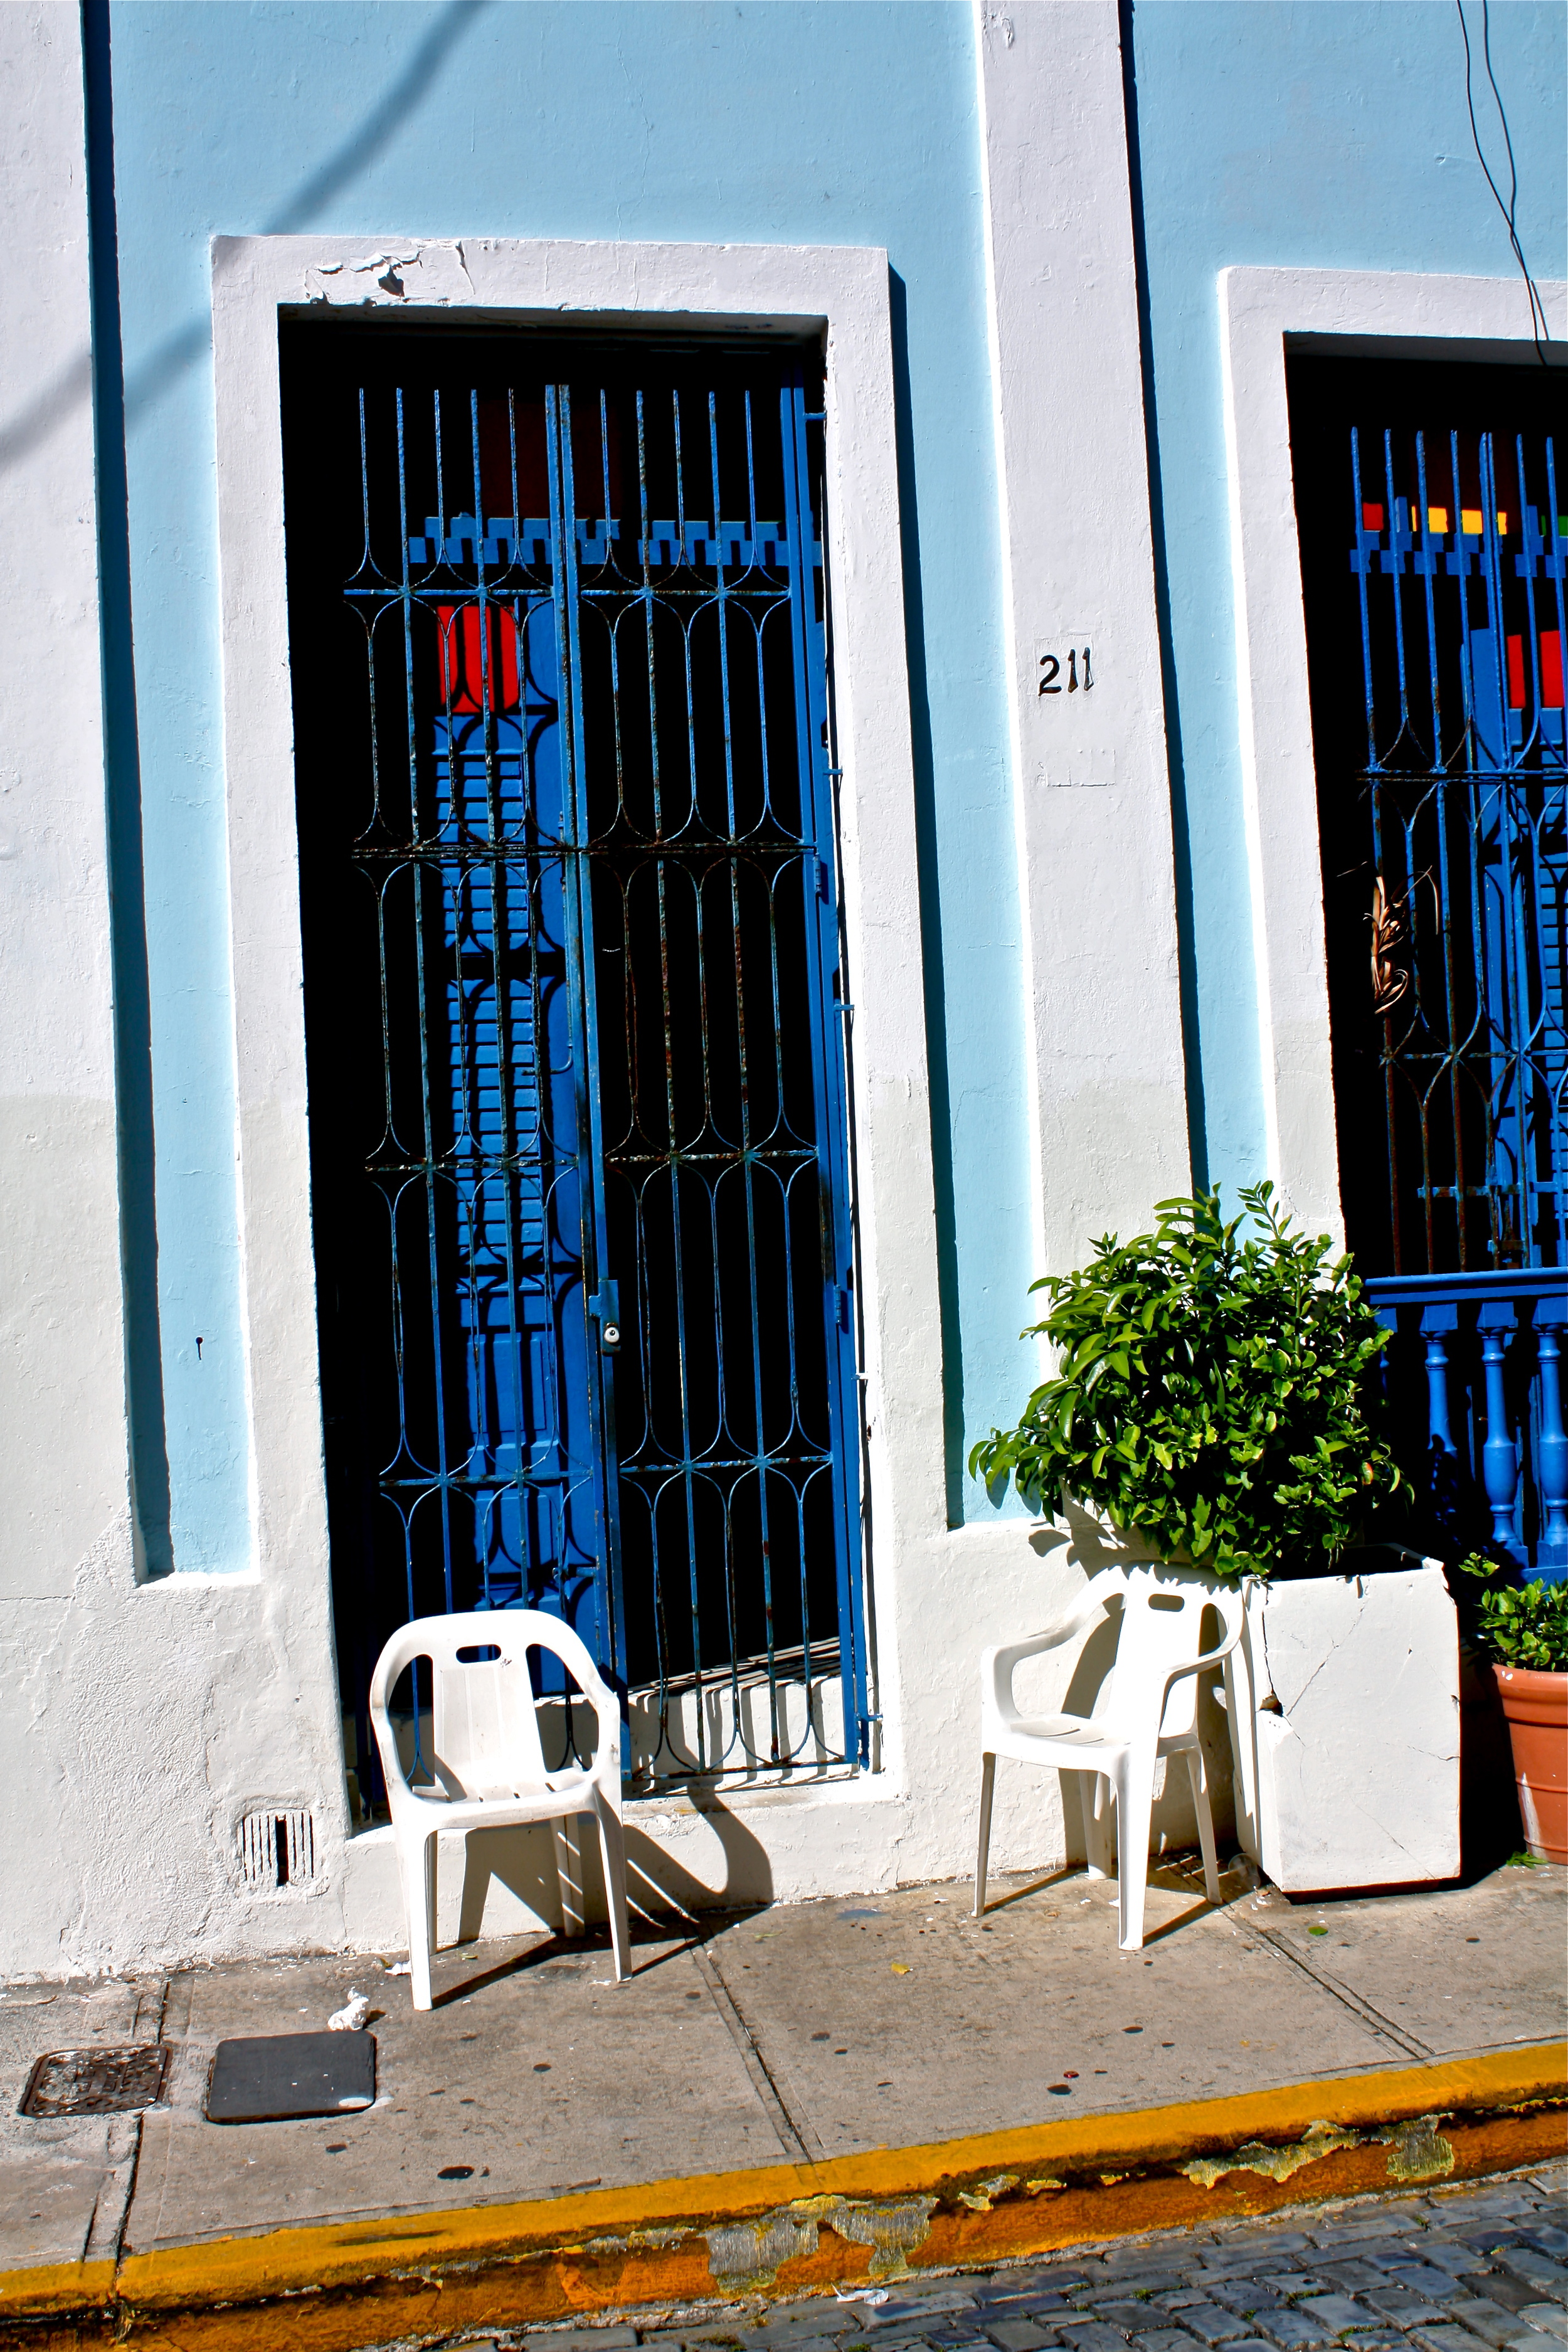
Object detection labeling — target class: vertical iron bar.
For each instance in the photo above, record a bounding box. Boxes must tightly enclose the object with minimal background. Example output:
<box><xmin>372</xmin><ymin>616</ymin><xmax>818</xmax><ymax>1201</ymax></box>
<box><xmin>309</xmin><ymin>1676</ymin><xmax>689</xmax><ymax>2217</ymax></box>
<box><xmin>1353</xmin><ymin>429</ymin><xmax>1404</xmax><ymax>1270</ymax></box>
<box><xmin>711</xmin><ymin>387</ymin><xmax>781</xmax><ymax>1757</ymax></box>
<box><xmin>417</xmin><ymin>388</ymin><xmax>459</xmax><ymax>1618</ymax></box>
<box><xmin>1383</xmin><ymin>430</ymin><xmax>1411</xmax><ymax>743</ymax></box>
<box><xmin>550</xmin><ymin>383</ymin><xmax>628</xmax><ymax>1702</ymax></box>
<box><xmin>781</xmin><ymin>377</ymin><xmax>866</xmax><ymax>1767</ymax></box>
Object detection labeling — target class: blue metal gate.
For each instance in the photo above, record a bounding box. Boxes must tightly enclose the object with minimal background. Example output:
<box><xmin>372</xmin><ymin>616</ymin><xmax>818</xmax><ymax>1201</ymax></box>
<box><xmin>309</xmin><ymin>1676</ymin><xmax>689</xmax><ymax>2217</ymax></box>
<box><xmin>283</xmin><ymin>334</ymin><xmax>867</xmax><ymax>1796</ymax></box>
<box><xmin>1290</xmin><ymin>361</ymin><xmax>1565</xmax><ymax>1574</ymax></box>
<box><xmin>1345</xmin><ymin>421</ymin><xmax>1565</xmax><ymax>1274</ymax></box>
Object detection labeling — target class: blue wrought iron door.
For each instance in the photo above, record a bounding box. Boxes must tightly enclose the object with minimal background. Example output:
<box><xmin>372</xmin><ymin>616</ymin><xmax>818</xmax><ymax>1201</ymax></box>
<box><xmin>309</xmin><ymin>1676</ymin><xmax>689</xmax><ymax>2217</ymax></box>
<box><xmin>1288</xmin><ymin>360</ymin><xmax>1567</xmax><ymax>1574</ymax></box>
<box><xmin>1343</xmin><ymin>421</ymin><xmax>1566</xmax><ymax>1273</ymax></box>
<box><xmin>283</xmin><ymin>336</ymin><xmax>866</xmax><ymax>1801</ymax></box>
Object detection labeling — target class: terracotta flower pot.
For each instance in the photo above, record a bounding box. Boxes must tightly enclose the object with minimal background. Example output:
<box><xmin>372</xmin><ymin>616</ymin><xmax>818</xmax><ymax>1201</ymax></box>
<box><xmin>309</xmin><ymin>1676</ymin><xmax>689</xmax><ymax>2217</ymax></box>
<box><xmin>1488</xmin><ymin>1663</ymin><xmax>1568</xmax><ymax>1863</ymax></box>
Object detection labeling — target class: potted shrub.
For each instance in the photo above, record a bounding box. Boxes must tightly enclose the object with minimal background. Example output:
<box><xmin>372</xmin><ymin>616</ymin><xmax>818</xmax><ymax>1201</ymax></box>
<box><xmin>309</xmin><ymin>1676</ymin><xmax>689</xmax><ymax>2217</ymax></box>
<box><xmin>972</xmin><ymin>1185</ymin><xmax>1466</xmax><ymax>1895</ymax></box>
<box><xmin>1456</xmin><ymin>1557</ymin><xmax>1568</xmax><ymax>1863</ymax></box>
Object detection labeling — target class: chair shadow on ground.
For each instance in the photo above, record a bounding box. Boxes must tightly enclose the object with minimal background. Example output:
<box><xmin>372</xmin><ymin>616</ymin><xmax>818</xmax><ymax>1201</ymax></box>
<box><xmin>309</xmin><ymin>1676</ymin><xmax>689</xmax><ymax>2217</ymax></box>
<box><xmin>982</xmin><ymin>1848</ymin><xmax>1250</xmax><ymax>1948</ymax></box>
<box><xmin>423</xmin><ymin>1789</ymin><xmax>775</xmax><ymax>2003</ymax></box>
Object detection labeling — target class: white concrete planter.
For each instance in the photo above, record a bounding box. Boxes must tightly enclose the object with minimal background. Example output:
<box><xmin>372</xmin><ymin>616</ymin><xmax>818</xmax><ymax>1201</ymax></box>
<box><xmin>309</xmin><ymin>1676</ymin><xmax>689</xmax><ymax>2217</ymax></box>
<box><xmin>1223</xmin><ymin>1559</ymin><xmax>1460</xmax><ymax>1895</ymax></box>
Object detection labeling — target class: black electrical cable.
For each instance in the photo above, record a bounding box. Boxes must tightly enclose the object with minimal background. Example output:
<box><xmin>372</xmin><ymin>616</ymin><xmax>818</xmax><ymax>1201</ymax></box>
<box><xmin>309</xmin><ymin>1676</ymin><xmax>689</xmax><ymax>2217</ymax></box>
<box><xmin>1456</xmin><ymin>0</ymin><xmax>1552</xmax><ymax>364</ymax></box>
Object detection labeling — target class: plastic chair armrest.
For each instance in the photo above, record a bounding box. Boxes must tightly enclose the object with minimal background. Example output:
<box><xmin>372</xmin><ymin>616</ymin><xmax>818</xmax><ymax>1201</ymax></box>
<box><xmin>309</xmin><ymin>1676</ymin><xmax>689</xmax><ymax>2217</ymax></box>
<box><xmin>983</xmin><ymin>1588</ymin><xmax>1114</xmax><ymax>1726</ymax></box>
<box><xmin>1159</xmin><ymin>1619</ymin><xmax>1242</xmax><ymax>1698</ymax></box>
<box><xmin>366</xmin><ymin>1685</ymin><xmax>418</xmax><ymax>1808</ymax></box>
<box><xmin>575</xmin><ymin>1671</ymin><xmax>623</xmax><ymax>1796</ymax></box>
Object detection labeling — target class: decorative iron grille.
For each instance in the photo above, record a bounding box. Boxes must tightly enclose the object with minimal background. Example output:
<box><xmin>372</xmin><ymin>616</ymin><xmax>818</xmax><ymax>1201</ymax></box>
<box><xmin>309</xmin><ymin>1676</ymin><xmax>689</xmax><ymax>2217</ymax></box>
<box><xmin>1347</xmin><ymin>426</ymin><xmax>1565</xmax><ymax>1271</ymax></box>
<box><xmin>282</xmin><ymin>331</ymin><xmax>867</xmax><ymax>1799</ymax></box>
<box><xmin>1292</xmin><ymin>362</ymin><xmax>1567</xmax><ymax>1579</ymax></box>
<box><xmin>1293</xmin><ymin>362</ymin><xmax>1565</xmax><ymax>1278</ymax></box>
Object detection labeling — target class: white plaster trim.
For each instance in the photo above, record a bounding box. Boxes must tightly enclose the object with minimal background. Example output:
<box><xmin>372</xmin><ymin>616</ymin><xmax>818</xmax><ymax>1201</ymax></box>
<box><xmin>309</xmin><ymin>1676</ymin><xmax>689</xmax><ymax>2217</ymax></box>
<box><xmin>1219</xmin><ymin>265</ymin><xmax>1568</xmax><ymax>1239</ymax></box>
<box><xmin>0</xmin><ymin>3</ymin><xmax>133</xmax><ymax>1585</ymax></box>
<box><xmin>975</xmin><ymin>0</ymin><xmax>1191</xmax><ymax>1281</ymax></box>
<box><xmin>208</xmin><ymin>235</ymin><xmax>943</xmax><ymax>1808</ymax></box>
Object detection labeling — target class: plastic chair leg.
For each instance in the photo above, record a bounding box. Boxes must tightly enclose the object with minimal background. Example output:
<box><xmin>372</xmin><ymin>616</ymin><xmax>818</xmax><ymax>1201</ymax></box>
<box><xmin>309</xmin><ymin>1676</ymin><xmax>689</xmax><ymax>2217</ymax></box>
<box><xmin>1082</xmin><ymin>1771</ymin><xmax>1115</xmax><ymax>1880</ymax></box>
<box><xmin>1114</xmin><ymin>1751</ymin><xmax>1155</xmax><ymax>1954</ymax></box>
<box><xmin>974</xmin><ymin>1752</ymin><xmax>996</xmax><ymax>1917</ymax></box>
<box><xmin>592</xmin><ymin>1791</ymin><xmax>632</xmax><ymax>1983</ymax></box>
<box><xmin>1186</xmin><ymin>1744</ymin><xmax>1222</xmax><ymax>1904</ymax></box>
<box><xmin>552</xmin><ymin>1815</ymin><xmax>586</xmax><ymax>1941</ymax></box>
<box><xmin>402</xmin><ymin>1828</ymin><xmax>438</xmax><ymax>2012</ymax></box>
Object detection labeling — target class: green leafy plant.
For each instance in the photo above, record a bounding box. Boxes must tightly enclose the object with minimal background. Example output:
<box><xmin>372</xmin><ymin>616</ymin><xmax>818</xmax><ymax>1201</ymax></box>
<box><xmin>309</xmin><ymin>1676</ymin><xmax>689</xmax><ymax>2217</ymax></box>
<box><xmin>1455</xmin><ymin>1554</ymin><xmax>1568</xmax><ymax>1671</ymax></box>
<box><xmin>970</xmin><ymin>1182</ymin><xmax>1402</xmax><ymax>1583</ymax></box>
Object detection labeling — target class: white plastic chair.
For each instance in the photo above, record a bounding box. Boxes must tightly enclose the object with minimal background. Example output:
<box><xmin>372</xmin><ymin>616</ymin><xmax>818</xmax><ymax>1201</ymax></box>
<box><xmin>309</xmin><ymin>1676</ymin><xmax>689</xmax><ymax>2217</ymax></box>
<box><xmin>368</xmin><ymin>1610</ymin><xmax>631</xmax><ymax>2009</ymax></box>
<box><xmin>974</xmin><ymin>1564</ymin><xmax>1242</xmax><ymax>1952</ymax></box>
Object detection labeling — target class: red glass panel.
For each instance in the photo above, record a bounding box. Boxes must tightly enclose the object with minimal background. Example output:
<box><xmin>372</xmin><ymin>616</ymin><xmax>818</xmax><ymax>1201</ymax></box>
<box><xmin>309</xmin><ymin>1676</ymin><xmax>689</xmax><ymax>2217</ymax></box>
<box><xmin>437</xmin><ymin>603</ymin><xmax>521</xmax><ymax>714</ymax></box>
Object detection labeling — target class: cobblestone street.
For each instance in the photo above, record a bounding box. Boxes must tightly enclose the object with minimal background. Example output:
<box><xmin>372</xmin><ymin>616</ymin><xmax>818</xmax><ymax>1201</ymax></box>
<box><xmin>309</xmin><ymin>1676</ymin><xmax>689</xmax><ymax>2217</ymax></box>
<box><xmin>513</xmin><ymin>2169</ymin><xmax>1568</xmax><ymax>2352</ymax></box>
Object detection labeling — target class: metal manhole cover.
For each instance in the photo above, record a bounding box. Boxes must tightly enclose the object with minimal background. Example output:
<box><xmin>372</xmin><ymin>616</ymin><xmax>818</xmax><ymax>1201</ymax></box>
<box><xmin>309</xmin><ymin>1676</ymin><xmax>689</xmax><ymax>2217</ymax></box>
<box><xmin>21</xmin><ymin>2044</ymin><xmax>171</xmax><ymax>2117</ymax></box>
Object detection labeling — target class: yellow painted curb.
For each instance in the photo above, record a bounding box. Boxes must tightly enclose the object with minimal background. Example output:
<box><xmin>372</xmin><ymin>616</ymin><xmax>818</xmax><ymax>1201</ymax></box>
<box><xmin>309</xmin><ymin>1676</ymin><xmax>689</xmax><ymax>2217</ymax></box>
<box><xmin>1</xmin><ymin>2043</ymin><xmax>1562</xmax><ymax>2351</ymax></box>
<box><xmin>0</xmin><ymin>2260</ymin><xmax>115</xmax><ymax>2321</ymax></box>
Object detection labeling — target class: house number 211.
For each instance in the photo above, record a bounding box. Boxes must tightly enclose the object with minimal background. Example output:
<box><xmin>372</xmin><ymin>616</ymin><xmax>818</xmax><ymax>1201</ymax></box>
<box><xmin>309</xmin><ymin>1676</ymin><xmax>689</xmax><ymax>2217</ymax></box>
<box><xmin>1039</xmin><ymin>644</ymin><xmax>1093</xmax><ymax>694</ymax></box>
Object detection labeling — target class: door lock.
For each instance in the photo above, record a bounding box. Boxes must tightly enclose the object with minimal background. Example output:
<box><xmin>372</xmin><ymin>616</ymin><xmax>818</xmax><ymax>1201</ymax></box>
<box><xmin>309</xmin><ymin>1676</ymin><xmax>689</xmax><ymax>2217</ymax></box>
<box><xmin>589</xmin><ymin>1283</ymin><xmax>622</xmax><ymax>1353</ymax></box>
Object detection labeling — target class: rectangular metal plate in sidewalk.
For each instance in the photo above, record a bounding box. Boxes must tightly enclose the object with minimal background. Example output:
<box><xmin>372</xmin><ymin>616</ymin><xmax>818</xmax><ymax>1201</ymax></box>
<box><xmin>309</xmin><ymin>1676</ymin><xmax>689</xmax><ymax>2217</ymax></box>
<box><xmin>206</xmin><ymin>2032</ymin><xmax>376</xmax><ymax>2123</ymax></box>
<box><xmin>21</xmin><ymin>2044</ymin><xmax>171</xmax><ymax>2117</ymax></box>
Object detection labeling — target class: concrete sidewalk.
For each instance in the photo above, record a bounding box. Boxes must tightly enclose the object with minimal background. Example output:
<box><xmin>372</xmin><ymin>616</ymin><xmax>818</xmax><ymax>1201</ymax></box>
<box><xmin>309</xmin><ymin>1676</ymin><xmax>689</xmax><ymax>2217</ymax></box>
<box><xmin>2</xmin><ymin>1853</ymin><xmax>1564</xmax><ymax>2347</ymax></box>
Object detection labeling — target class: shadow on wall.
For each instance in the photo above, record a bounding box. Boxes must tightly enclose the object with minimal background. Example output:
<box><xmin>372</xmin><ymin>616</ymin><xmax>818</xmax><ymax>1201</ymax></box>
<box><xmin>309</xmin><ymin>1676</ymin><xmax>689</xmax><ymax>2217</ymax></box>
<box><xmin>1016</xmin><ymin>1499</ymin><xmax>1237</xmax><ymax>1863</ymax></box>
<box><xmin>2</xmin><ymin>0</ymin><xmax>493</xmax><ymax>477</ymax></box>
<box><xmin>448</xmin><ymin>1793</ymin><xmax>776</xmax><ymax>1950</ymax></box>
<box><xmin>886</xmin><ymin>268</ymin><xmax>966</xmax><ymax>1528</ymax></box>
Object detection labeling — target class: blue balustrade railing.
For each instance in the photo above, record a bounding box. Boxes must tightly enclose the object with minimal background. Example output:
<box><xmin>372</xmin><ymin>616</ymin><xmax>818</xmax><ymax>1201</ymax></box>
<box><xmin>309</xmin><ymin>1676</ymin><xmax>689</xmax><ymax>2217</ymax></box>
<box><xmin>1368</xmin><ymin>1268</ymin><xmax>1568</xmax><ymax>1582</ymax></box>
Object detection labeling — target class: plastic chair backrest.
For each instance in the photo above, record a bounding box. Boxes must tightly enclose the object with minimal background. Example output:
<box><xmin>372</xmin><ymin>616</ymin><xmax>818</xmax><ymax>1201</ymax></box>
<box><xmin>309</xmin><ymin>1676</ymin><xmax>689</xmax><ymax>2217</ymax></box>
<box><xmin>370</xmin><ymin>1611</ymin><xmax>614</xmax><ymax>1803</ymax></box>
<box><xmin>1095</xmin><ymin>1565</ymin><xmax>1230</xmax><ymax>1742</ymax></box>
<box><xmin>433</xmin><ymin>1641</ymin><xmax>548</xmax><ymax>1800</ymax></box>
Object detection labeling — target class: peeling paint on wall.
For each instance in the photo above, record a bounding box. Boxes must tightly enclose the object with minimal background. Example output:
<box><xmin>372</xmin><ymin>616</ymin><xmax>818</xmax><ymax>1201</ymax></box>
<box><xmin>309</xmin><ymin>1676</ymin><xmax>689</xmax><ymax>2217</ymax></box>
<box><xmin>304</xmin><ymin>240</ymin><xmax>475</xmax><ymax>304</ymax></box>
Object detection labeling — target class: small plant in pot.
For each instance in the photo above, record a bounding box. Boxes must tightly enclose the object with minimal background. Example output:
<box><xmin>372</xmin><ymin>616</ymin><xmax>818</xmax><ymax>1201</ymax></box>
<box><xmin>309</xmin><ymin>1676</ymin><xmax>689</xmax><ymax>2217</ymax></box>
<box><xmin>970</xmin><ymin>1185</ymin><xmax>1476</xmax><ymax>1899</ymax></box>
<box><xmin>1455</xmin><ymin>1555</ymin><xmax>1568</xmax><ymax>1865</ymax></box>
<box><xmin>970</xmin><ymin>1182</ymin><xmax>1401</xmax><ymax>1576</ymax></box>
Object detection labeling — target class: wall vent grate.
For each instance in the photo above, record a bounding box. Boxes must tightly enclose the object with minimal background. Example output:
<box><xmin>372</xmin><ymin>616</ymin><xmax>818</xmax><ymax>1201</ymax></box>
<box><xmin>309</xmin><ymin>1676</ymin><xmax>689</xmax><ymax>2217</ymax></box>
<box><xmin>238</xmin><ymin>1808</ymin><xmax>316</xmax><ymax>1890</ymax></box>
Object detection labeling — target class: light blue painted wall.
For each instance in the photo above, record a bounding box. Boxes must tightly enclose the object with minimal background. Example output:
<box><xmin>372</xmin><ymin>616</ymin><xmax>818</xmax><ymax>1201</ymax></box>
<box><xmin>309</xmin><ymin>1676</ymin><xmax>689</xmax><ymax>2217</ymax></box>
<box><xmin>103</xmin><ymin>0</ymin><xmax>1030</xmax><ymax>1561</ymax></box>
<box><xmin>105</xmin><ymin>0</ymin><xmax>1564</xmax><ymax>1571</ymax></box>
<box><xmin>1126</xmin><ymin>0</ymin><xmax>1567</xmax><ymax>1199</ymax></box>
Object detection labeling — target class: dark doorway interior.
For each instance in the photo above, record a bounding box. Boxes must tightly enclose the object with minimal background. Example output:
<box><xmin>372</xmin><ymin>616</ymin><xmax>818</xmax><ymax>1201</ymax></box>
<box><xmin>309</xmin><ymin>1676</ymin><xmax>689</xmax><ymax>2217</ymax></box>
<box><xmin>280</xmin><ymin>321</ymin><xmax>866</xmax><ymax>1804</ymax></box>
